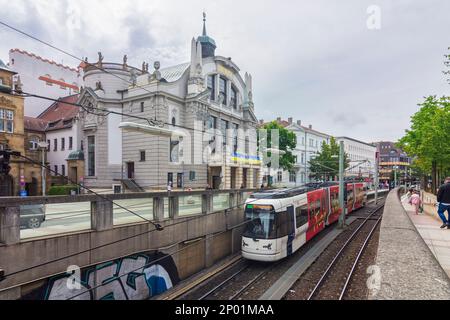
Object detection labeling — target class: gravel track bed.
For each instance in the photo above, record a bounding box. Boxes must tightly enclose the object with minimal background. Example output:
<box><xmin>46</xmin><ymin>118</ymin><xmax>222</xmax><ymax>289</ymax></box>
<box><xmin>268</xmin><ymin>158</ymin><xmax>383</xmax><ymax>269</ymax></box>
<box><xmin>342</xmin><ymin>223</ymin><xmax>381</xmax><ymax>300</ymax></box>
<box><xmin>180</xmin><ymin>202</ymin><xmax>383</xmax><ymax>301</ymax></box>
<box><xmin>284</xmin><ymin>203</ymin><xmax>384</xmax><ymax>300</ymax></box>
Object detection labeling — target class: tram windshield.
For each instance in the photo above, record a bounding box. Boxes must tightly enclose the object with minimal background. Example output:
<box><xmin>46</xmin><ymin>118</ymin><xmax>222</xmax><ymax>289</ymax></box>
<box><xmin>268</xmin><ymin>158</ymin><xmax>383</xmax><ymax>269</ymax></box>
<box><xmin>243</xmin><ymin>204</ymin><xmax>276</xmax><ymax>239</ymax></box>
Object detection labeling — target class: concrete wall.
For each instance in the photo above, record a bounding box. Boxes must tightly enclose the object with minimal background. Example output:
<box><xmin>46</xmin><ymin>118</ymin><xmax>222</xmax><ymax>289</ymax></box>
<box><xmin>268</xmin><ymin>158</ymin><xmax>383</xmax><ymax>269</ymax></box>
<box><xmin>0</xmin><ymin>189</ymin><xmax>255</xmax><ymax>300</ymax></box>
<box><xmin>371</xmin><ymin>188</ymin><xmax>450</xmax><ymax>299</ymax></box>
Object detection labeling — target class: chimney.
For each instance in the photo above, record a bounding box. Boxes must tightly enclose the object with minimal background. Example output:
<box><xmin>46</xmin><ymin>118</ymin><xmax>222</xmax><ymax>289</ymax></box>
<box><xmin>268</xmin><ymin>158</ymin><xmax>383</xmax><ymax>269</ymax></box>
<box><xmin>259</xmin><ymin>119</ymin><xmax>264</xmax><ymax>125</ymax></box>
<box><xmin>288</xmin><ymin>117</ymin><xmax>293</xmax><ymax>124</ymax></box>
<box><xmin>277</xmin><ymin>117</ymin><xmax>281</xmax><ymax>122</ymax></box>
<box><xmin>309</xmin><ymin>125</ymin><xmax>312</xmax><ymax>129</ymax></box>
<box><xmin>297</xmin><ymin>120</ymin><xmax>302</xmax><ymax>126</ymax></box>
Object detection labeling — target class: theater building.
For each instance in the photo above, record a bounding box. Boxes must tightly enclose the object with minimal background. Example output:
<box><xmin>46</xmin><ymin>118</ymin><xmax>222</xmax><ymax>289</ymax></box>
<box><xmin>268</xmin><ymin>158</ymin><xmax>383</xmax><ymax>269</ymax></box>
<box><xmin>77</xmin><ymin>15</ymin><xmax>260</xmax><ymax>191</ymax></box>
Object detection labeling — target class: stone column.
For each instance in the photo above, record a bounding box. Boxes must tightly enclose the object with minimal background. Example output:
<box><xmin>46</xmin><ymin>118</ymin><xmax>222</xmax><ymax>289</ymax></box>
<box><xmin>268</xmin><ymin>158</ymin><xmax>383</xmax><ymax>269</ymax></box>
<box><xmin>236</xmin><ymin>167</ymin><xmax>243</xmax><ymax>189</ymax></box>
<box><xmin>153</xmin><ymin>197</ymin><xmax>165</xmax><ymax>221</ymax></box>
<box><xmin>204</xmin><ymin>234</ymin><xmax>215</xmax><ymax>268</ymax></box>
<box><xmin>91</xmin><ymin>200</ymin><xmax>113</xmax><ymax>231</ymax></box>
<box><xmin>202</xmin><ymin>192</ymin><xmax>213</xmax><ymax>214</ymax></box>
<box><xmin>168</xmin><ymin>195</ymin><xmax>179</xmax><ymax>218</ymax></box>
<box><xmin>0</xmin><ymin>206</ymin><xmax>20</xmax><ymax>245</ymax></box>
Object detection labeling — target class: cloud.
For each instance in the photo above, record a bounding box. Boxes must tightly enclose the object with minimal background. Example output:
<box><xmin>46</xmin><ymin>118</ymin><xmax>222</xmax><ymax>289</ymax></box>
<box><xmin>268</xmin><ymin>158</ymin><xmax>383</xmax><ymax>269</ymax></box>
<box><xmin>0</xmin><ymin>0</ymin><xmax>449</xmax><ymax>143</ymax></box>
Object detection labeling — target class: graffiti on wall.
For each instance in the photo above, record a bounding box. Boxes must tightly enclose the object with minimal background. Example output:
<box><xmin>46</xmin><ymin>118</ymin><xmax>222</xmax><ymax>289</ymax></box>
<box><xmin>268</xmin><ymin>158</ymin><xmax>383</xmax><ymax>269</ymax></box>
<box><xmin>22</xmin><ymin>251</ymin><xmax>179</xmax><ymax>300</ymax></box>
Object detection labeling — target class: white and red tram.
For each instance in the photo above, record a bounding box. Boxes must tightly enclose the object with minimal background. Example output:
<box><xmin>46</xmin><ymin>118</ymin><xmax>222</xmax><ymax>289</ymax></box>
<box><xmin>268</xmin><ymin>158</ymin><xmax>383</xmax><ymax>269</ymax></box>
<box><xmin>241</xmin><ymin>182</ymin><xmax>368</xmax><ymax>261</ymax></box>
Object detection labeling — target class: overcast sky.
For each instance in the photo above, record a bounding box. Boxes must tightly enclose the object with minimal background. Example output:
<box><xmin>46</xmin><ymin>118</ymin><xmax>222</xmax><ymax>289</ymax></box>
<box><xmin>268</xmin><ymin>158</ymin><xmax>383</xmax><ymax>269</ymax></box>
<box><xmin>0</xmin><ymin>0</ymin><xmax>449</xmax><ymax>143</ymax></box>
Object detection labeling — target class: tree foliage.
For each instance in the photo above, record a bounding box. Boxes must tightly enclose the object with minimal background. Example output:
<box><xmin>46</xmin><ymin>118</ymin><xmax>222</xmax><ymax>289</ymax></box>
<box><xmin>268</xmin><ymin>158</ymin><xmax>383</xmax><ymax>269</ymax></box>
<box><xmin>398</xmin><ymin>95</ymin><xmax>450</xmax><ymax>191</ymax></box>
<box><xmin>258</xmin><ymin>121</ymin><xmax>297</xmax><ymax>171</ymax></box>
<box><xmin>308</xmin><ymin>137</ymin><xmax>350</xmax><ymax>181</ymax></box>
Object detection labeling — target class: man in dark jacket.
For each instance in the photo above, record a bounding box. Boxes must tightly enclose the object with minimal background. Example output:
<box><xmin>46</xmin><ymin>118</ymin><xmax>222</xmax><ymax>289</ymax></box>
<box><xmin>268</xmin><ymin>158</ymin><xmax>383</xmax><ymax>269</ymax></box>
<box><xmin>437</xmin><ymin>177</ymin><xmax>450</xmax><ymax>229</ymax></box>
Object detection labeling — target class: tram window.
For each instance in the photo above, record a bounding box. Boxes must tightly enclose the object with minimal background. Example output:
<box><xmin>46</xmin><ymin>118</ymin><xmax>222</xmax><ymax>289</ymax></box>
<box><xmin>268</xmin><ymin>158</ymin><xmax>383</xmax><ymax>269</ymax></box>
<box><xmin>296</xmin><ymin>205</ymin><xmax>308</xmax><ymax>228</ymax></box>
<box><xmin>243</xmin><ymin>205</ymin><xmax>277</xmax><ymax>239</ymax></box>
<box><xmin>276</xmin><ymin>211</ymin><xmax>289</xmax><ymax>238</ymax></box>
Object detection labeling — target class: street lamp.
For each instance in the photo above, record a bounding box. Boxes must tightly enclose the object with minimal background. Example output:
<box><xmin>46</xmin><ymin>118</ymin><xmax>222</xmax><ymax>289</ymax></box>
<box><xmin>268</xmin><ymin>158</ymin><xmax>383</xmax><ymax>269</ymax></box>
<box><xmin>262</xmin><ymin>147</ymin><xmax>286</xmax><ymax>187</ymax></box>
<box><xmin>334</xmin><ymin>141</ymin><xmax>346</xmax><ymax>229</ymax></box>
<box><xmin>393</xmin><ymin>165</ymin><xmax>399</xmax><ymax>188</ymax></box>
<box><xmin>37</xmin><ymin>141</ymin><xmax>48</xmax><ymax>196</ymax></box>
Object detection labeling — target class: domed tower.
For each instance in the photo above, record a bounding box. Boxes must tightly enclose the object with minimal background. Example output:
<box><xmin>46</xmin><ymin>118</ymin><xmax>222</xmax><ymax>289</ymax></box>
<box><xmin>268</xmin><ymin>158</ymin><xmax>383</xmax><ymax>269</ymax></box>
<box><xmin>197</xmin><ymin>12</ymin><xmax>216</xmax><ymax>58</ymax></box>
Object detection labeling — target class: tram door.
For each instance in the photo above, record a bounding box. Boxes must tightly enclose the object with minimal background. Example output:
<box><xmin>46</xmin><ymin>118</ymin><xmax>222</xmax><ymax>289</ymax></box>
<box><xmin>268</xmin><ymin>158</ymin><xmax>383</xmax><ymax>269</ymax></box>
<box><xmin>286</xmin><ymin>205</ymin><xmax>295</xmax><ymax>256</ymax></box>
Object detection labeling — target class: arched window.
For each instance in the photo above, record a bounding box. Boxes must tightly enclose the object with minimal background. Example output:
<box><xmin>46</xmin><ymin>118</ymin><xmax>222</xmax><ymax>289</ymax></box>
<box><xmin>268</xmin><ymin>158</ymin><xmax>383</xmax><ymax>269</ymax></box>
<box><xmin>231</xmin><ymin>85</ymin><xmax>237</xmax><ymax>109</ymax></box>
<box><xmin>207</xmin><ymin>74</ymin><xmax>216</xmax><ymax>101</ymax></box>
<box><xmin>219</xmin><ymin>76</ymin><xmax>227</xmax><ymax>105</ymax></box>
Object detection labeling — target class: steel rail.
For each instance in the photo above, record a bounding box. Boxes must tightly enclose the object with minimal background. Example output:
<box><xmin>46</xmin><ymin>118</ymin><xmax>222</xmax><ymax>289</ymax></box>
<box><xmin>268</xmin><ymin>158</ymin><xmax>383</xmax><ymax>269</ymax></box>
<box><xmin>338</xmin><ymin>214</ymin><xmax>383</xmax><ymax>300</ymax></box>
<box><xmin>228</xmin><ymin>268</ymin><xmax>268</xmax><ymax>300</ymax></box>
<box><xmin>198</xmin><ymin>265</ymin><xmax>249</xmax><ymax>300</ymax></box>
<box><xmin>307</xmin><ymin>204</ymin><xmax>384</xmax><ymax>300</ymax></box>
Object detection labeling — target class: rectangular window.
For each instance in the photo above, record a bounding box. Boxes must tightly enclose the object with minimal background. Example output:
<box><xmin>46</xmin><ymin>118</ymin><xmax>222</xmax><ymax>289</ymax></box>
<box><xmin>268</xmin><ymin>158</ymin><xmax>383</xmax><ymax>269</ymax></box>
<box><xmin>88</xmin><ymin>136</ymin><xmax>95</xmax><ymax>176</ymax></box>
<box><xmin>219</xmin><ymin>76</ymin><xmax>227</xmax><ymax>105</ymax></box>
<box><xmin>220</xmin><ymin>119</ymin><xmax>228</xmax><ymax>145</ymax></box>
<box><xmin>61</xmin><ymin>164</ymin><xmax>66</xmax><ymax>176</ymax></box>
<box><xmin>296</xmin><ymin>204</ymin><xmax>308</xmax><ymax>228</ymax></box>
<box><xmin>231</xmin><ymin>86</ymin><xmax>237</xmax><ymax>109</ymax></box>
<box><xmin>140</xmin><ymin>102</ymin><xmax>144</xmax><ymax>112</ymax></box>
<box><xmin>0</xmin><ymin>109</ymin><xmax>14</xmax><ymax>133</ymax></box>
<box><xmin>80</xmin><ymin>139</ymin><xmax>84</xmax><ymax>151</ymax></box>
<box><xmin>189</xmin><ymin>171</ymin><xmax>196</xmax><ymax>181</ymax></box>
<box><xmin>277</xmin><ymin>171</ymin><xmax>283</xmax><ymax>182</ymax></box>
<box><xmin>167</xmin><ymin>172</ymin><xmax>173</xmax><ymax>184</ymax></box>
<box><xmin>140</xmin><ymin>150</ymin><xmax>146</xmax><ymax>162</ymax></box>
<box><xmin>53</xmin><ymin>139</ymin><xmax>57</xmax><ymax>151</ymax></box>
<box><xmin>289</xmin><ymin>171</ymin><xmax>296</xmax><ymax>183</ymax></box>
<box><xmin>207</xmin><ymin>75</ymin><xmax>216</xmax><ymax>101</ymax></box>
<box><xmin>177</xmin><ymin>173</ymin><xmax>183</xmax><ymax>188</ymax></box>
<box><xmin>54</xmin><ymin>165</ymin><xmax>58</xmax><ymax>176</ymax></box>
<box><xmin>47</xmin><ymin>140</ymin><xmax>51</xmax><ymax>152</ymax></box>
<box><xmin>61</xmin><ymin>137</ymin><xmax>65</xmax><ymax>151</ymax></box>
<box><xmin>232</xmin><ymin>123</ymin><xmax>239</xmax><ymax>153</ymax></box>
<box><xmin>69</xmin><ymin>137</ymin><xmax>73</xmax><ymax>150</ymax></box>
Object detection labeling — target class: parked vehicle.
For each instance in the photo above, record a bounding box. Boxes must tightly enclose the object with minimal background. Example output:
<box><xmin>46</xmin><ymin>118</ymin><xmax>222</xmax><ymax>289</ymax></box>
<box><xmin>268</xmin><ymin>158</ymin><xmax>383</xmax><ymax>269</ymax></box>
<box><xmin>20</xmin><ymin>204</ymin><xmax>46</xmax><ymax>229</ymax></box>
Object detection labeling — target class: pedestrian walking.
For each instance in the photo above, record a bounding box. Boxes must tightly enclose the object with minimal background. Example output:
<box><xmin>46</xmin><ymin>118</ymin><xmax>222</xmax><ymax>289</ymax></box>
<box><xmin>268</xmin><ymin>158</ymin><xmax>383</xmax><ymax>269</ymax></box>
<box><xmin>437</xmin><ymin>177</ymin><xmax>450</xmax><ymax>229</ymax></box>
<box><xmin>408</xmin><ymin>190</ymin><xmax>422</xmax><ymax>215</ymax></box>
<box><xmin>167</xmin><ymin>181</ymin><xmax>172</xmax><ymax>192</ymax></box>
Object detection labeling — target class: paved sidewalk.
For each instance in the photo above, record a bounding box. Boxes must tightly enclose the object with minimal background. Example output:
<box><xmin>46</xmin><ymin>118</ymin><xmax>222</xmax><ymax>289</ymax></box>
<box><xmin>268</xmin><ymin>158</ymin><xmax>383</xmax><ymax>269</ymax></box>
<box><xmin>401</xmin><ymin>195</ymin><xmax>450</xmax><ymax>278</ymax></box>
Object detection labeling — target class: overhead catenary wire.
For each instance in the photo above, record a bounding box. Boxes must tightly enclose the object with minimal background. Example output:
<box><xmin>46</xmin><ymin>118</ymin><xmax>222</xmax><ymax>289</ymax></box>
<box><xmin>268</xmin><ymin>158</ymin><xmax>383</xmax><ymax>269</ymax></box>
<box><xmin>0</xmin><ymin>183</ymin><xmax>304</xmax><ymax>286</ymax></box>
<box><xmin>1</xmin><ymin>19</ymin><xmax>281</xmax><ymax>151</ymax></box>
<box><xmin>15</xmin><ymin>153</ymin><xmax>163</xmax><ymax>230</ymax></box>
<box><xmin>64</xmin><ymin>184</ymin><xmax>319</xmax><ymax>300</ymax></box>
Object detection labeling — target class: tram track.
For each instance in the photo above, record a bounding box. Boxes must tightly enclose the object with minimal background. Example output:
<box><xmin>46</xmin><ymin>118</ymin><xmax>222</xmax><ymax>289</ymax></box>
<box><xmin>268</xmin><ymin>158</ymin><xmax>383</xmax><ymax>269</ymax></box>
<box><xmin>306</xmin><ymin>204</ymin><xmax>384</xmax><ymax>300</ymax></box>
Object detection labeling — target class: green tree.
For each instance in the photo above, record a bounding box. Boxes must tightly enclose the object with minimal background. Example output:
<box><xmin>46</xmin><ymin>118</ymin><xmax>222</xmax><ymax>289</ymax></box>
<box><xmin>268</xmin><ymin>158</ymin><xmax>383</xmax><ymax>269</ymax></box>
<box><xmin>398</xmin><ymin>95</ymin><xmax>450</xmax><ymax>193</ymax></box>
<box><xmin>308</xmin><ymin>137</ymin><xmax>349</xmax><ymax>181</ymax></box>
<box><xmin>258</xmin><ymin>121</ymin><xmax>297</xmax><ymax>173</ymax></box>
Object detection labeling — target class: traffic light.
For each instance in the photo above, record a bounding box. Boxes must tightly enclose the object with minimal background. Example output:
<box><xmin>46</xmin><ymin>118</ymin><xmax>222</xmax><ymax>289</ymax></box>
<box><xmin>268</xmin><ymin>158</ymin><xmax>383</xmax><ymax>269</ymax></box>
<box><xmin>0</xmin><ymin>150</ymin><xmax>21</xmax><ymax>175</ymax></box>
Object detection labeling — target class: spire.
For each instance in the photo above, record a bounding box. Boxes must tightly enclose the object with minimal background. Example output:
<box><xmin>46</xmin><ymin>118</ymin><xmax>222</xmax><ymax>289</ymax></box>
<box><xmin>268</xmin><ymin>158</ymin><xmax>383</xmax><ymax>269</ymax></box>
<box><xmin>202</xmin><ymin>12</ymin><xmax>207</xmax><ymax>36</ymax></box>
<box><xmin>197</xmin><ymin>12</ymin><xmax>216</xmax><ymax>58</ymax></box>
